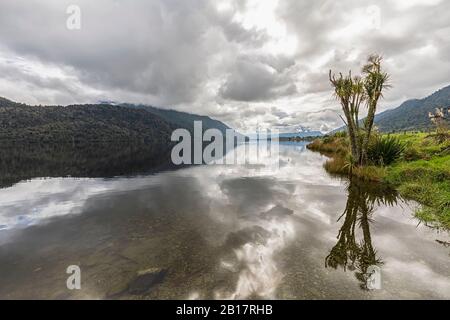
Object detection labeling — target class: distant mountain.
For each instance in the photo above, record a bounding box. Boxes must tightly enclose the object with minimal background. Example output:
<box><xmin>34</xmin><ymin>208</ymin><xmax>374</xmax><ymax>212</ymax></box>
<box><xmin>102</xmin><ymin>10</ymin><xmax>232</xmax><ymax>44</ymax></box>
<box><xmin>122</xmin><ymin>103</ymin><xmax>231</xmax><ymax>134</ymax></box>
<box><xmin>374</xmin><ymin>84</ymin><xmax>450</xmax><ymax>132</ymax></box>
<box><xmin>278</xmin><ymin>131</ymin><xmax>323</xmax><ymax>139</ymax></box>
<box><xmin>329</xmin><ymin>84</ymin><xmax>450</xmax><ymax>133</ymax></box>
<box><xmin>0</xmin><ymin>97</ymin><xmax>232</xmax><ymax>144</ymax></box>
<box><xmin>246</xmin><ymin>129</ymin><xmax>322</xmax><ymax>140</ymax></box>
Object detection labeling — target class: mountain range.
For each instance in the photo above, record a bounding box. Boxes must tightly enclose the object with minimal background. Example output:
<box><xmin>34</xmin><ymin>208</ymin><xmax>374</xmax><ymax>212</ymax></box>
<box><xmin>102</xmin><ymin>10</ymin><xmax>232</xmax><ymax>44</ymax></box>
<box><xmin>3</xmin><ymin>82</ymin><xmax>449</xmax><ymax>145</ymax></box>
<box><xmin>374</xmin><ymin>84</ymin><xmax>450</xmax><ymax>132</ymax></box>
<box><xmin>0</xmin><ymin>97</ymin><xmax>231</xmax><ymax>145</ymax></box>
<box><xmin>278</xmin><ymin>131</ymin><xmax>323</xmax><ymax>139</ymax></box>
<box><xmin>329</xmin><ymin>84</ymin><xmax>450</xmax><ymax>133</ymax></box>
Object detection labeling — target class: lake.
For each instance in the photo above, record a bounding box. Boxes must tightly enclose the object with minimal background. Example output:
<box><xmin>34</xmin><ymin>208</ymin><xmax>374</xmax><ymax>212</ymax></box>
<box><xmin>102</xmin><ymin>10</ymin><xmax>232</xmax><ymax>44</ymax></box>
<box><xmin>0</xmin><ymin>142</ymin><xmax>449</xmax><ymax>299</ymax></box>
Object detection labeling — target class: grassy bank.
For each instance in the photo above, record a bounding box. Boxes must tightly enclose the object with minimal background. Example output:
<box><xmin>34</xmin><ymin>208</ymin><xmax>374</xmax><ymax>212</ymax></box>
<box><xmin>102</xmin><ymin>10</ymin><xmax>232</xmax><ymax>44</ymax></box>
<box><xmin>307</xmin><ymin>131</ymin><xmax>450</xmax><ymax>229</ymax></box>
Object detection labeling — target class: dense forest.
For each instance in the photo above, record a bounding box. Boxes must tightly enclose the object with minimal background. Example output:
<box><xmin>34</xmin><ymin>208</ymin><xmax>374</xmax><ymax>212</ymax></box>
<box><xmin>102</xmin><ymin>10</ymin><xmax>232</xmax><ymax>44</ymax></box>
<box><xmin>0</xmin><ymin>97</ymin><xmax>175</xmax><ymax>145</ymax></box>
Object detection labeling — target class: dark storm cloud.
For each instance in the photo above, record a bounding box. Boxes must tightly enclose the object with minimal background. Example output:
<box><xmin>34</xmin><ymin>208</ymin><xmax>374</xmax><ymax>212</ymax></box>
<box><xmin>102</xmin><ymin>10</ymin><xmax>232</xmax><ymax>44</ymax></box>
<box><xmin>219</xmin><ymin>58</ymin><xmax>297</xmax><ymax>102</ymax></box>
<box><xmin>0</xmin><ymin>0</ymin><xmax>449</xmax><ymax>131</ymax></box>
<box><xmin>0</xmin><ymin>0</ymin><xmax>228</xmax><ymax>105</ymax></box>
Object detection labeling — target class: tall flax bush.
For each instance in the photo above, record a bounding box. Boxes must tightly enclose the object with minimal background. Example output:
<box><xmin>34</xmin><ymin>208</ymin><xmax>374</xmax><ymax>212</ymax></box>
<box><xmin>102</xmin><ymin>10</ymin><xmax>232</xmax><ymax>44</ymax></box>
<box><xmin>368</xmin><ymin>136</ymin><xmax>405</xmax><ymax>165</ymax></box>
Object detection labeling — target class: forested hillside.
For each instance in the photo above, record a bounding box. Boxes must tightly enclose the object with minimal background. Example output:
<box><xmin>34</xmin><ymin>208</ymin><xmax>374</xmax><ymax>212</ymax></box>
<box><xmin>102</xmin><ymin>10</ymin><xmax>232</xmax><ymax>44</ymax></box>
<box><xmin>375</xmin><ymin>85</ymin><xmax>450</xmax><ymax>132</ymax></box>
<box><xmin>0</xmin><ymin>98</ymin><xmax>173</xmax><ymax>145</ymax></box>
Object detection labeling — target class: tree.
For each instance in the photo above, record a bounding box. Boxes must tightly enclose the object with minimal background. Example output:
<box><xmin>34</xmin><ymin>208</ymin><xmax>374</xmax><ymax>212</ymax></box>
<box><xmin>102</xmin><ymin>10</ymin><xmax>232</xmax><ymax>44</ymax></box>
<box><xmin>329</xmin><ymin>54</ymin><xmax>390</xmax><ymax>166</ymax></box>
<box><xmin>360</xmin><ymin>55</ymin><xmax>391</xmax><ymax>165</ymax></box>
<box><xmin>428</xmin><ymin>107</ymin><xmax>450</xmax><ymax>143</ymax></box>
<box><xmin>329</xmin><ymin>71</ymin><xmax>366</xmax><ymax>163</ymax></box>
<box><xmin>429</xmin><ymin>107</ymin><xmax>449</xmax><ymax>130</ymax></box>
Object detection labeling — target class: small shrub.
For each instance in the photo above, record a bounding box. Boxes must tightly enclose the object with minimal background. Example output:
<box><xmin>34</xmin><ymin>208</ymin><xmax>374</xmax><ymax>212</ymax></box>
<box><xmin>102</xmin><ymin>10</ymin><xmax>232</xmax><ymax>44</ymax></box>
<box><xmin>322</xmin><ymin>135</ymin><xmax>333</xmax><ymax>143</ymax></box>
<box><xmin>307</xmin><ymin>137</ymin><xmax>349</xmax><ymax>156</ymax></box>
<box><xmin>433</xmin><ymin>131</ymin><xmax>450</xmax><ymax>144</ymax></box>
<box><xmin>353</xmin><ymin>165</ymin><xmax>386</xmax><ymax>182</ymax></box>
<box><xmin>333</xmin><ymin>131</ymin><xmax>347</xmax><ymax>138</ymax></box>
<box><xmin>368</xmin><ymin>136</ymin><xmax>405</xmax><ymax>165</ymax></box>
<box><xmin>402</xmin><ymin>145</ymin><xmax>422</xmax><ymax>161</ymax></box>
<box><xmin>324</xmin><ymin>156</ymin><xmax>349</xmax><ymax>175</ymax></box>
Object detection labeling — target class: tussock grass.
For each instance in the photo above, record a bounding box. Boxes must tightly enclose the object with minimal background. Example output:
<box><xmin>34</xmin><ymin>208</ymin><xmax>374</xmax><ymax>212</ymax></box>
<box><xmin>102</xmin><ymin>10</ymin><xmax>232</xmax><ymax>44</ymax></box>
<box><xmin>307</xmin><ymin>136</ymin><xmax>348</xmax><ymax>156</ymax></box>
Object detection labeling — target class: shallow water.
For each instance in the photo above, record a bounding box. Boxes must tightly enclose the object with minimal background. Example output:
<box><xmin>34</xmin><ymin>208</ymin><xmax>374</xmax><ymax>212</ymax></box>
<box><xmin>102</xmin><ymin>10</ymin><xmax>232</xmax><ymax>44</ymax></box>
<box><xmin>0</xmin><ymin>142</ymin><xmax>449</xmax><ymax>299</ymax></box>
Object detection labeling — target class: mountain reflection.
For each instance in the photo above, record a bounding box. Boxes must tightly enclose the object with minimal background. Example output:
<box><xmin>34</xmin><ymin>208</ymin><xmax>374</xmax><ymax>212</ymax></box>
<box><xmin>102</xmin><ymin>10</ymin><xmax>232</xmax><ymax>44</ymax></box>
<box><xmin>0</xmin><ymin>142</ymin><xmax>174</xmax><ymax>189</ymax></box>
<box><xmin>325</xmin><ymin>178</ymin><xmax>400</xmax><ymax>289</ymax></box>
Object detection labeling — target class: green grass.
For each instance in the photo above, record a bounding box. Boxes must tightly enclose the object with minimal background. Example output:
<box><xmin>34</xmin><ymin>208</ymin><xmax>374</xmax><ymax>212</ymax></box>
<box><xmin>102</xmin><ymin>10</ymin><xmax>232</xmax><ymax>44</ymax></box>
<box><xmin>385</xmin><ymin>154</ymin><xmax>450</xmax><ymax>229</ymax></box>
<box><xmin>390</xmin><ymin>132</ymin><xmax>450</xmax><ymax>160</ymax></box>
<box><xmin>308</xmin><ymin>131</ymin><xmax>450</xmax><ymax>229</ymax></box>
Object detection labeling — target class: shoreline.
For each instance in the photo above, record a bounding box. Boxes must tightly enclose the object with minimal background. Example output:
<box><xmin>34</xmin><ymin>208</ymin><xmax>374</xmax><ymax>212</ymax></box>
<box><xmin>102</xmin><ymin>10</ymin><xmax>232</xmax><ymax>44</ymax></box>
<box><xmin>307</xmin><ymin>132</ymin><xmax>450</xmax><ymax>230</ymax></box>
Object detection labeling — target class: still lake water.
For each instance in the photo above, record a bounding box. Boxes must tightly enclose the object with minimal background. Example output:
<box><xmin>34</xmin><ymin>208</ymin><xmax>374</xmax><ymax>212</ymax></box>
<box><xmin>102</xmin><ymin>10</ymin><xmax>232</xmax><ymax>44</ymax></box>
<box><xmin>0</xmin><ymin>142</ymin><xmax>449</xmax><ymax>299</ymax></box>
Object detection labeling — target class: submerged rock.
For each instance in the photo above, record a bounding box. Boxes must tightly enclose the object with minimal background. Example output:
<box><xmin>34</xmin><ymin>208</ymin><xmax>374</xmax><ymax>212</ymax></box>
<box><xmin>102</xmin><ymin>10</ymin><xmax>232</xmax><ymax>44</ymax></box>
<box><xmin>127</xmin><ymin>267</ymin><xmax>167</xmax><ymax>295</ymax></box>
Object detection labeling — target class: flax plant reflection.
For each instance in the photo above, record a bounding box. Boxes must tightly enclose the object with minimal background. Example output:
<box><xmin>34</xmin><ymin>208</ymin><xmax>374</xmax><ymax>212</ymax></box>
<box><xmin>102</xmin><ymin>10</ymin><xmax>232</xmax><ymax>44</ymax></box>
<box><xmin>325</xmin><ymin>178</ymin><xmax>400</xmax><ymax>289</ymax></box>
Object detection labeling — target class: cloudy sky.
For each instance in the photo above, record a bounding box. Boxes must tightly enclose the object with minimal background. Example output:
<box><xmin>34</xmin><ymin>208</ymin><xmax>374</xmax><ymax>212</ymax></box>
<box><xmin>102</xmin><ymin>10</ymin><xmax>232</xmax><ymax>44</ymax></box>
<box><xmin>0</xmin><ymin>0</ymin><xmax>449</xmax><ymax>132</ymax></box>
